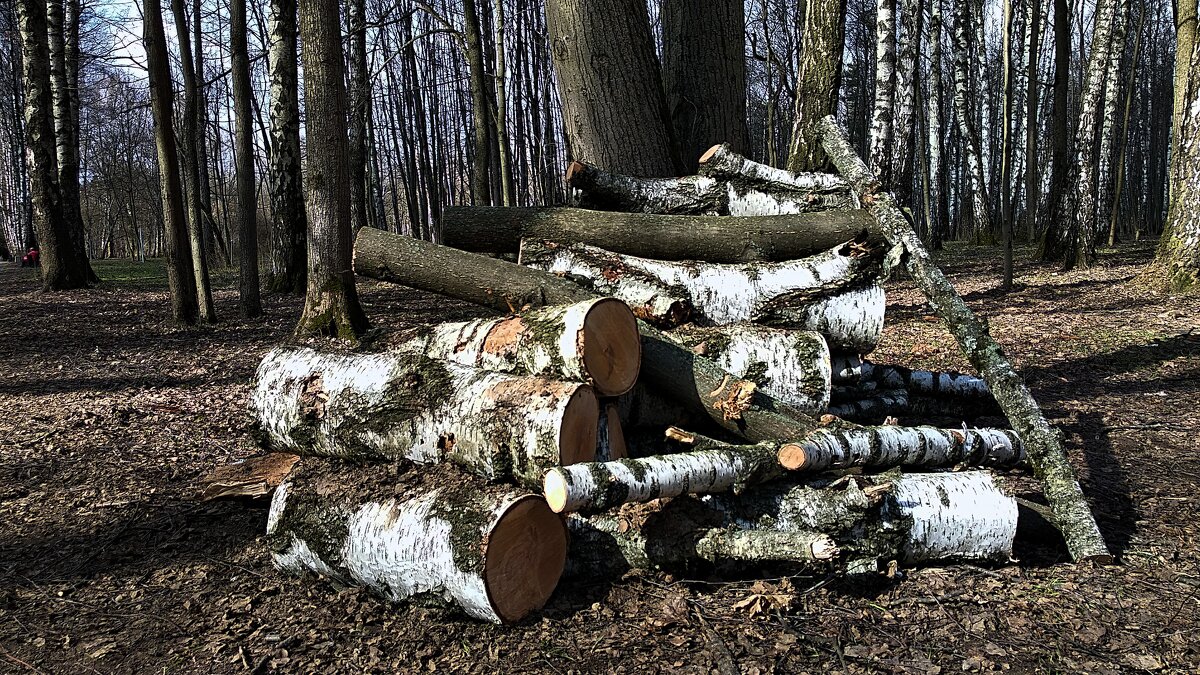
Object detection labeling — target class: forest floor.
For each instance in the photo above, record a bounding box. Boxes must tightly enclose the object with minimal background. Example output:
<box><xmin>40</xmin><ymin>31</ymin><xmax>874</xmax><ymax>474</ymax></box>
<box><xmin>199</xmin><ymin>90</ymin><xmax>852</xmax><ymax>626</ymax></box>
<box><xmin>1</xmin><ymin>241</ymin><xmax>1198</xmax><ymax>674</ymax></box>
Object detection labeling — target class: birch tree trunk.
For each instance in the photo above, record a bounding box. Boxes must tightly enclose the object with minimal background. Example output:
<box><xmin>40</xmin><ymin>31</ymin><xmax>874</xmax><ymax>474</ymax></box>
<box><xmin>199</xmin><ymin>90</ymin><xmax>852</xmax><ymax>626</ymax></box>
<box><xmin>927</xmin><ymin>0</ymin><xmax>949</xmax><ymax>247</ymax></box>
<box><xmin>1096</xmin><ymin>0</ymin><xmax>1129</xmax><ymax>238</ymax></box>
<box><xmin>952</xmin><ymin>0</ymin><xmax>993</xmax><ymax>237</ymax></box>
<box><xmin>1150</xmin><ymin>28</ymin><xmax>1200</xmax><ymax>291</ymax></box>
<box><xmin>1000</xmin><ymin>0</ymin><xmax>1016</xmax><ymax>289</ymax></box>
<box><xmin>778</xmin><ymin>425</ymin><xmax>1024</xmax><ymax>471</ymax></box>
<box><xmin>492</xmin><ymin>0</ymin><xmax>514</xmax><ymax>206</ymax></box>
<box><xmin>296</xmin><ymin>0</ymin><xmax>370</xmax><ymax>339</ymax></box>
<box><xmin>267</xmin><ymin>0</ymin><xmax>307</xmax><ymax>294</ymax></box>
<box><xmin>231</xmin><ymin>0</ymin><xmax>261</xmax><ymax>317</ymax></box>
<box><xmin>1172</xmin><ymin>0</ymin><xmax>1198</xmax><ymax>201</ymax></box>
<box><xmin>817</xmin><ymin>115</ymin><xmax>1111</xmax><ymax>562</ymax></box>
<box><xmin>142</xmin><ymin>0</ymin><xmax>198</xmax><ymax>322</ymax></box>
<box><xmin>892</xmin><ymin>0</ymin><xmax>921</xmax><ymax>201</ymax></box>
<box><xmin>869</xmin><ymin>0</ymin><xmax>897</xmax><ymax>183</ymax></box>
<box><xmin>787</xmin><ymin>0</ymin><xmax>848</xmax><ymax>172</ymax></box>
<box><xmin>268</xmin><ymin>460</ymin><xmax>567</xmax><ymax>624</ymax></box>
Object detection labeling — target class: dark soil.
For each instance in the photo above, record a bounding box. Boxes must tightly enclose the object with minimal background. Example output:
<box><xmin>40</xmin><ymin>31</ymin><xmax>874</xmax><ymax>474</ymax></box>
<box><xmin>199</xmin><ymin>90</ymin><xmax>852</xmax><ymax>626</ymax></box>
<box><xmin>1</xmin><ymin>242</ymin><xmax>1198</xmax><ymax>674</ymax></box>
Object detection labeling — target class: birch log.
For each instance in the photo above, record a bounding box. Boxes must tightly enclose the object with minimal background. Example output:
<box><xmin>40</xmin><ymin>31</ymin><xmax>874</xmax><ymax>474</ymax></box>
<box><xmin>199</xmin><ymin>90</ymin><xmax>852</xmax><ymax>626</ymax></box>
<box><xmin>521</xmin><ymin>238</ymin><xmax>884</xmax><ymax>351</ymax></box>
<box><xmin>818</xmin><ymin>115</ymin><xmax>1110</xmax><ymax>562</ymax></box>
<box><xmin>267</xmin><ymin>460</ymin><xmax>567</xmax><ymax>624</ymax></box>
<box><xmin>251</xmin><ymin>347</ymin><xmax>598</xmax><ymax>488</ymax></box>
<box><xmin>400</xmin><ymin>298</ymin><xmax>642</xmax><ymax>396</ymax></box>
<box><xmin>354</xmin><ymin>227</ymin><xmax>823</xmax><ymax>445</ymax></box>
<box><xmin>440</xmin><ymin>206</ymin><xmax>880</xmax><ymax>262</ymax></box>
<box><xmin>777</xmin><ymin>425</ymin><xmax>1026</xmax><ymax>471</ymax></box>
<box><xmin>827</xmin><ymin>388</ymin><xmax>1002</xmax><ymax>421</ymax></box>
<box><xmin>566</xmin><ymin>471</ymin><xmax>1016</xmax><ymax>576</ymax></box>
<box><xmin>517</xmin><ymin>240</ymin><xmax>692</xmax><ymax>327</ymax></box>
<box><xmin>830</xmin><ymin>354</ymin><xmax>993</xmax><ymax>400</ymax></box>
<box><xmin>543</xmin><ymin>430</ymin><xmax>789</xmax><ymax>513</ymax></box>
<box><xmin>566</xmin><ymin>159</ymin><xmax>854</xmax><ymax>215</ymax></box>
<box><xmin>697</xmin><ymin>143</ymin><xmax>856</xmax><ymax>214</ymax></box>
<box><xmin>668</xmin><ymin>325</ymin><xmax>830</xmax><ymax>412</ymax></box>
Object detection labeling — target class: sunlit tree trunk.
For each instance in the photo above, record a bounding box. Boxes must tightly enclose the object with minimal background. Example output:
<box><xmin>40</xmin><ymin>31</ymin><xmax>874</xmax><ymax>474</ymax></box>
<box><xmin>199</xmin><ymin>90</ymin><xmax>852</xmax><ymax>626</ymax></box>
<box><xmin>952</xmin><ymin>0</ymin><xmax>991</xmax><ymax>238</ymax></box>
<box><xmin>1151</xmin><ymin>24</ymin><xmax>1200</xmax><ymax>292</ymax></box>
<box><xmin>787</xmin><ymin>0</ymin><xmax>847</xmax><ymax>172</ymax></box>
<box><xmin>869</xmin><ymin>0</ymin><xmax>897</xmax><ymax>183</ymax></box>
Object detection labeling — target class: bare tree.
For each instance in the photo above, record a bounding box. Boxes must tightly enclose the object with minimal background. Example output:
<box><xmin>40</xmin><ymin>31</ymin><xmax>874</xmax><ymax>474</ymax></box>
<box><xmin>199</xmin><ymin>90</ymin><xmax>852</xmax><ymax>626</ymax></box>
<box><xmin>295</xmin><ymin>0</ymin><xmax>369</xmax><ymax>338</ymax></box>
<box><xmin>267</xmin><ymin>0</ymin><xmax>306</xmax><ymax>294</ymax></box>
<box><xmin>231</xmin><ymin>0</ymin><xmax>261</xmax><ymax>317</ymax></box>
<box><xmin>952</xmin><ymin>0</ymin><xmax>991</xmax><ymax>238</ymax></box>
<box><xmin>869</xmin><ymin>0</ymin><xmax>897</xmax><ymax>182</ymax></box>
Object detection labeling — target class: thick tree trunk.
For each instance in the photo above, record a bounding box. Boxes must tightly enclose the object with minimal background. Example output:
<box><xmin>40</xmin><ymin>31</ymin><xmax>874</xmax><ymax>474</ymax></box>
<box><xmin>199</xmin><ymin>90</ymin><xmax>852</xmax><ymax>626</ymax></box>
<box><xmin>346</xmin><ymin>0</ymin><xmax>372</xmax><ymax>226</ymax></box>
<box><xmin>1172</xmin><ymin>0</ymin><xmax>1198</xmax><ymax>201</ymax></box>
<box><xmin>252</xmin><ymin>347</ymin><xmax>599</xmax><ymax>488</ymax></box>
<box><xmin>141</xmin><ymin>0</ymin><xmax>198</xmax><ymax>322</ymax></box>
<box><xmin>565</xmin><ymin>160</ymin><xmax>854</xmax><ymax>216</ymax></box>
<box><xmin>399</xmin><ymin>298</ymin><xmax>641</xmax><ymax>397</ymax></box>
<box><xmin>817</xmin><ymin>115</ymin><xmax>1111</xmax><ymax>562</ymax></box>
<box><xmin>567</xmin><ymin>471</ymin><xmax>1016</xmax><ymax>576</ymax></box>
<box><xmin>231</xmin><ymin>0</ymin><xmax>262</xmax><ymax>317</ymax></box>
<box><xmin>354</xmin><ymin>228</ymin><xmax>823</xmax><ymax>445</ymax></box>
<box><xmin>267</xmin><ymin>0</ymin><xmax>307</xmax><ymax>294</ymax></box>
<box><xmin>778</xmin><ymin>425</ymin><xmax>1024</xmax><ymax>471</ymax></box>
<box><xmin>927</xmin><ymin>0</ymin><xmax>949</xmax><ymax>248</ymax></box>
<box><xmin>268</xmin><ymin>459</ymin><xmax>567</xmax><ymax>624</ymax></box>
<box><xmin>296</xmin><ymin>0</ymin><xmax>369</xmax><ymax>338</ymax></box>
<box><xmin>1151</xmin><ymin>29</ymin><xmax>1200</xmax><ymax>291</ymax></box>
<box><xmin>661</xmin><ymin>0</ymin><xmax>746</xmax><ymax>172</ymax></box>
<box><xmin>545</xmin><ymin>0</ymin><xmax>678</xmax><ymax>176</ymax></box>
<box><xmin>668</xmin><ymin>326</ymin><xmax>830</xmax><ymax>413</ymax></box>
<box><xmin>443</xmin><ymin>207</ymin><xmax>877</xmax><ymax>265</ymax></box>
<box><xmin>827</xmin><ymin>388</ymin><xmax>1001</xmax><ymax>422</ymax></box>
<box><xmin>787</xmin><ymin>0</ymin><xmax>848</xmax><ymax>172</ymax></box>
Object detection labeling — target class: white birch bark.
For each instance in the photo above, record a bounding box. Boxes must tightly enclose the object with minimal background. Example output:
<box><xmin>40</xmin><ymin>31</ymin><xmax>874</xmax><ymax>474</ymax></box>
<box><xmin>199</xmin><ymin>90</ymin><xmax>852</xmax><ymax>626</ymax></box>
<box><xmin>953</xmin><ymin>0</ymin><xmax>993</xmax><ymax>235</ymax></box>
<box><xmin>251</xmin><ymin>347</ymin><xmax>598</xmax><ymax>488</ymax></box>
<box><xmin>668</xmin><ymin>325</ymin><xmax>831</xmax><ymax>412</ymax></box>
<box><xmin>870</xmin><ymin>0</ymin><xmax>898</xmax><ymax>181</ymax></box>
<box><xmin>780</xmin><ymin>425</ymin><xmax>1025</xmax><ymax>471</ymax></box>
<box><xmin>1096</xmin><ymin>0</ymin><xmax>1129</xmax><ymax>233</ymax></box>
<box><xmin>893</xmin><ymin>0</ymin><xmax>920</xmax><ymax>188</ymax></box>
<box><xmin>694</xmin><ymin>144</ymin><xmax>858</xmax><ymax>214</ymax></box>
<box><xmin>399</xmin><ymin>298</ymin><xmax>641</xmax><ymax>397</ymax></box>
<box><xmin>830</xmin><ymin>358</ymin><xmax>993</xmax><ymax>399</ymax></box>
<box><xmin>754</xmin><ymin>283</ymin><xmax>887</xmax><ymax>353</ymax></box>
<box><xmin>883</xmin><ymin>472</ymin><xmax>1018</xmax><ymax>563</ymax></box>
<box><xmin>268</xmin><ymin>469</ymin><xmax>567</xmax><ymax>624</ymax></box>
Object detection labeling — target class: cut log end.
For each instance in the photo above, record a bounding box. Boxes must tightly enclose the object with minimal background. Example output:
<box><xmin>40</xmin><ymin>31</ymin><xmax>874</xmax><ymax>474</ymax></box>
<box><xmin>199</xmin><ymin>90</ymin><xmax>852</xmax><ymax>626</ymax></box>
<box><xmin>777</xmin><ymin>443</ymin><xmax>809</xmax><ymax>471</ymax></box>
<box><xmin>543</xmin><ymin>470</ymin><xmax>570</xmax><ymax>514</ymax></box>
<box><xmin>484</xmin><ymin>495</ymin><xmax>569</xmax><ymax>623</ymax></box>
<box><xmin>565</xmin><ymin>161</ymin><xmax>586</xmax><ymax>182</ymax></box>
<box><xmin>559</xmin><ymin>386</ymin><xmax>601</xmax><ymax>466</ymax></box>
<box><xmin>581</xmin><ymin>298</ymin><xmax>642</xmax><ymax>397</ymax></box>
<box><xmin>698</xmin><ymin>144</ymin><xmax>722</xmax><ymax>165</ymax></box>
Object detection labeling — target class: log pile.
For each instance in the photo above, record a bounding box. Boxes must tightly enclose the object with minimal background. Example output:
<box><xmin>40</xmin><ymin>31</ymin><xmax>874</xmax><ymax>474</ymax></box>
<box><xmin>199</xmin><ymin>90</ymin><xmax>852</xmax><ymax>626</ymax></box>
<box><xmin>244</xmin><ymin>134</ymin><xmax>1107</xmax><ymax>626</ymax></box>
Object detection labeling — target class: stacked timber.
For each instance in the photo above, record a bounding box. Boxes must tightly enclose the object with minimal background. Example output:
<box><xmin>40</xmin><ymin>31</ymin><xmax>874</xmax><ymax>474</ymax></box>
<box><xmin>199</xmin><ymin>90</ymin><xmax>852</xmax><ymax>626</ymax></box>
<box><xmin>244</xmin><ymin>138</ymin><xmax>1103</xmax><ymax>627</ymax></box>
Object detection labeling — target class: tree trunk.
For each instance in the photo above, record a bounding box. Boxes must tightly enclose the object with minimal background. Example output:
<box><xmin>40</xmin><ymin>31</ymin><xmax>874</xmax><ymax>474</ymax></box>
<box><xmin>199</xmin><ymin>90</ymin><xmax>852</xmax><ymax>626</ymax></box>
<box><xmin>567</xmin><ymin>471</ymin><xmax>1017</xmax><ymax>576</ymax></box>
<box><xmin>778</xmin><ymin>425</ymin><xmax>1024</xmax><ymax>471</ymax></box>
<box><xmin>354</xmin><ymin>227</ymin><xmax>823</xmax><ymax>445</ymax></box>
<box><xmin>252</xmin><ymin>347</ymin><xmax>599</xmax><ymax>488</ymax></box>
<box><xmin>399</xmin><ymin>298</ymin><xmax>641</xmax><ymax>397</ymax></box>
<box><xmin>169</xmin><ymin>0</ymin><xmax>217</xmax><ymax>322</ymax></box>
<box><xmin>1000</xmin><ymin>0</ymin><xmax>1016</xmax><ymax>290</ymax></box>
<box><xmin>787</xmin><ymin>0</ymin><xmax>848</xmax><ymax>172</ymax></box>
<box><xmin>346</xmin><ymin>0</ymin><xmax>372</xmax><ymax>229</ymax></box>
<box><xmin>1038</xmin><ymin>0</ymin><xmax>1072</xmax><ymax>260</ymax></box>
<box><xmin>142</xmin><ymin>0</ymin><xmax>198</xmax><ymax>322</ymax></box>
<box><xmin>1108</xmin><ymin>8</ymin><xmax>1143</xmax><ymax>247</ymax></box>
<box><xmin>817</xmin><ymin>115</ymin><xmax>1111</xmax><ymax>563</ymax></box>
<box><xmin>565</xmin><ymin>160</ymin><xmax>854</xmax><ymax>216</ymax></box>
<box><xmin>461</xmin><ymin>0</ymin><xmax>493</xmax><ymax>205</ymax></box>
<box><xmin>1024</xmin><ymin>0</ymin><xmax>1043</xmax><ymax>241</ymax></box>
<box><xmin>268</xmin><ymin>459</ymin><xmax>567</xmax><ymax>624</ymax></box>
<box><xmin>267</xmin><ymin>0</ymin><xmax>307</xmax><ymax>294</ymax></box>
<box><xmin>492</xmin><ymin>0</ymin><xmax>514</xmax><ymax>206</ymax></box>
<box><xmin>597</xmin><ymin>401</ymin><xmax>628</xmax><ymax>461</ymax></box>
<box><xmin>928</xmin><ymin>0</ymin><xmax>949</xmax><ymax>248</ymax></box>
<box><xmin>869</xmin><ymin>0</ymin><xmax>897</xmax><ymax>183</ymax></box>
<box><xmin>952</xmin><ymin>0</ymin><xmax>992</xmax><ymax>238</ymax></box>
<box><xmin>545</xmin><ymin>0</ymin><xmax>679</xmax><ymax>176</ymax></box>
<box><xmin>831</xmin><ymin>356</ymin><xmax>994</xmax><ymax>401</ymax></box>
<box><xmin>440</xmin><ymin>207</ymin><xmax>879</xmax><ymax>263</ymax></box>
<box><xmin>668</xmin><ymin>325</ymin><xmax>830</xmax><ymax>412</ymax></box>
<box><xmin>661</xmin><ymin>0</ymin><xmax>747</xmax><ymax>172</ymax></box>
<box><xmin>892</xmin><ymin>0</ymin><xmax>922</xmax><ymax>202</ymax></box>
<box><xmin>46</xmin><ymin>0</ymin><xmax>94</xmax><ymax>285</ymax></box>
<box><xmin>1172</xmin><ymin>0</ymin><xmax>1198</xmax><ymax>202</ymax></box>
<box><xmin>1151</xmin><ymin>29</ymin><xmax>1200</xmax><ymax>291</ymax></box>
<box><xmin>231</xmin><ymin>0</ymin><xmax>262</xmax><ymax>317</ymax></box>
<box><xmin>296</xmin><ymin>0</ymin><xmax>369</xmax><ymax>339</ymax></box>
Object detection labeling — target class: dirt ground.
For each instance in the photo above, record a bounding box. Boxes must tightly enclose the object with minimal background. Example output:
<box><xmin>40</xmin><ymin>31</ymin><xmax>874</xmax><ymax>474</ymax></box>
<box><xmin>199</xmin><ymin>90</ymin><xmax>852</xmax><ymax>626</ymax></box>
<box><xmin>1</xmin><ymin>242</ymin><xmax>1198</xmax><ymax>674</ymax></box>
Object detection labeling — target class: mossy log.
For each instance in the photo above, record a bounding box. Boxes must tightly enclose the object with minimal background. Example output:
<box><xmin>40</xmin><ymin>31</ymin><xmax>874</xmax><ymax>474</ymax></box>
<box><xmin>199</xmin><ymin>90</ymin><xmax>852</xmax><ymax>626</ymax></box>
<box><xmin>251</xmin><ymin>347</ymin><xmax>598</xmax><ymax>488</ymax></box>
<box><xmin>566</xmin><ymin>159</ymin><xmax>854</xmax><ymax>215</ymax></box>
<box><xmin>517</xmin><ymin>240</ymin><xmax>692</xmax><ymax>327</ymax></box>
<box><xmin>666</xmin><ymin>325</ymin><xmax>830</xmax><ymax>413</ymax></box>
<box><xmin>817</xmin><ymin>115</ymin><xmax>1109</xmax><ymax>562</ymax></box>
<box><xmin>440</xmin><ymin>206</ymin><xmax>879</xmax><ymax>263</ymax></box>
<box><xmin>830</xmin><ymin>354</ymin><xmax>993</xmax><ymax>400</ymax></box>
<box><xmin>778</xmin><ymin>425</ymin><xmax>1025</xmax><ymax>472</ymax></box>
<box><xmin>354</xmin><ymin>227</ymin><xmax>823</xmax><ymax>445</ymax></box>
<box><xmin>566</xmin><ymin>471</ymin><xmax>1016</xmax><ymax>576</ymax></box>
<box><xmin>543</xmin><ymin>428</ymin><xmax>789</xmax><ymax>513</ymax></box>
<box><xmin>400</xmin><ymin>298</ymin><xmax>641</xmax><ymax>397</ymax></box>
<box><xmin>267</xmin><ymin>460</ymin><xmax>567</xmax><ymax>624</ymax></box>
<box><xmin>520</xmin><ymin>238</ymin><xmax>882</xmax><ymax>338</ymax></box>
